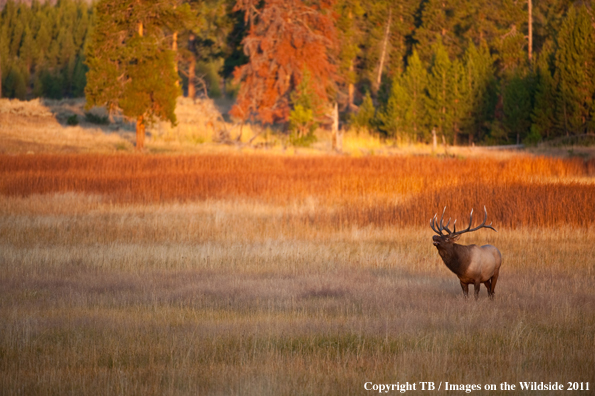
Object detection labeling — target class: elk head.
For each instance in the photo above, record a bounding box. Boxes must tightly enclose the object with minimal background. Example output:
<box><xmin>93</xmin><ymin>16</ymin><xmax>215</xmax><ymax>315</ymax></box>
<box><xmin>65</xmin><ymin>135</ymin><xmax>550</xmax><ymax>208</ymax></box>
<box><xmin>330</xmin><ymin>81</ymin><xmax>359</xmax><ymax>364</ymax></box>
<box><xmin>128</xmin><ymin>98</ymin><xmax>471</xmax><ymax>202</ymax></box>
<box><xmin>430</xmin><ymin>207</ymin><xmax>502</xmax><ymax>299</ymax></box>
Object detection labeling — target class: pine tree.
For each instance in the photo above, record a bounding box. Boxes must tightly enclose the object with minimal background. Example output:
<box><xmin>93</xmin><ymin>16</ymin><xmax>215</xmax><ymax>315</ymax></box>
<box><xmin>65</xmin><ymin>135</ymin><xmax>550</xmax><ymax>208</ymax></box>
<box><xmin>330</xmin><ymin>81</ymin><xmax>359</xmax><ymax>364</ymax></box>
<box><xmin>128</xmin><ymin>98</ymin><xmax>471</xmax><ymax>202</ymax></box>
<box><xmin>352</xmin><ymin>91</ymin><xmax>376</xmax><ymax>133</ymax></box>
<box><xmin>414</xmin><ymin>0</ymin><xmax>464</xmax><ymax>63</ymax></box>
<box><xmin>19</xmin><ymin>25</ymin><xmax>36</xmax><ymax>75</ymax></box>
<box><xmin>463</xmin><ymin>42</ymin><xmax>497</xmax><ymax>143</ymax></box>
<box><xmin>4</xmin><ymin>64</ymin><xmax>26</xmax><ymax>99</ymax></box>
<box><xmin>554</xmin><ymin>5</ymin><xmax>595</xmax><ymax>135</ymax></box>
<box><xmin>502</xmin><ymin>72</ymin><xmax>534</xmax><ymax>143</ymax></box>
<box><xmin>450</xmin><ymin>58</ymin><xmax>469</xmax><ymax>145</ymax></box>
<box><xmin>380</xmin><ymin>49</ymin><xmax>428</xmax><ymax>142</ymax></box>
<box><xmin>71</xmin><ymin>55</ymin><xmax>87</xmax><ymax>97</ymax></box>
<box><xmin>425</xmin><ymin>40</ymin><xmax>453</xmax><ymax>143</ymax></box>
<box><xmin>85</xmin><ymin>0</ymin><xmax>181</xmax><ymax>150</ymax></box>
<box><xmin>403</xmin><ymin>50</ymin><xmax>429</xmax><ymax>142</ymax></box>
<box><xmin>494</xmin><ymin>0</ymin><xmax>529</xmax><ymax>77</ymax></box>
<box><xmin>531</xmin><ymin>42</ymin><xmax>556</xmax><ymax>138</ymax></box>
<box><xmin>380</xmin><ymin>73</ymin><xmax>409</xmax><ymax>140</ymax></box>
<box><xmin>335</xmin><ymin>0</ymin><xmax>363</xmax><ymax>111</ymax></box>
<box><xmin>289</xmin><ymin>70</ymin><xmax>322</xmax><ymax>145</ymax></box>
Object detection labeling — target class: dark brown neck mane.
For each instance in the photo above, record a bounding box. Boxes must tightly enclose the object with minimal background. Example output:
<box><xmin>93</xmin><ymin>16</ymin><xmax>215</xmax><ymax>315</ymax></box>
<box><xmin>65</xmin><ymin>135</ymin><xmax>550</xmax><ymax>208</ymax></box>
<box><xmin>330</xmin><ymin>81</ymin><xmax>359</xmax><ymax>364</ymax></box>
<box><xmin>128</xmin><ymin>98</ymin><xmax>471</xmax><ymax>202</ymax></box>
<box><xmin>437</xmin><ymin>243</ymin><xmax>473</xmax><ymax>277</ymax></box>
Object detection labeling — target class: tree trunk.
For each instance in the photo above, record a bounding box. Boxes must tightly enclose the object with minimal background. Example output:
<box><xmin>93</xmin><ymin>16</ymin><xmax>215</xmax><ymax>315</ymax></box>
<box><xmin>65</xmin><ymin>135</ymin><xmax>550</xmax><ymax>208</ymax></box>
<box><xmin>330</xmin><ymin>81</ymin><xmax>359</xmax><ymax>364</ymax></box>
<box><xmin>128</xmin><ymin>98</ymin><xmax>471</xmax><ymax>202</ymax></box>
<box><xmin>173</xmin><ymin>30</ymin><xmax>179</xmax><ymax>86</ymax></box>
<box><xmin>188</xmin><ymin>56</ymin><xmax>196</xmax><ymax>99</ymax></box>
<box><xmin>136</xmin><ymin>22</ymin><xmax>145</xmax><ymax>151</ymax></box>
<box><xmin>331</xmin><ymin>102</ymin><xmax>342</xmax><ymax>152</ymax></box>
<box><xmin>375</xmin><ymin>7</ymin><xmax>392</xmax><ymax>93</ymax></box>
<box><xmin>188</xmin><ymin>33</ymin><xmax>196</xmax><ymax>99</ymax></box>
<box><xmin>442</xmin><ymin>134</ymin><xmax>448</xmax><ymax>155</ymax></box>
<box><xmin>136</xmin><ymin>115</ymin><xmax>145</xmax><ymax>151</ymax></box>
<box><xmin>347</xmin><ymin>9</ymin><xmax>355</xmax><ymax>110</ymax></box>
<box><xmin>432</xmin><ymin>128</ymin><xmax>437</xmax><ymax>153</ymax></box>
<box><xmin>528</xmin><ymin>0</ymin><xmax>533</xmax><ymax>62</ymax></box>
<box><xmin>172</xmin><ymin>4</ymin><xmax>179</xmax><ymax>87</ymax></box>
<box><xmin>348</xmin><ymin>60</ymin><xmax>355</xmax><ymax>110</ymax></box>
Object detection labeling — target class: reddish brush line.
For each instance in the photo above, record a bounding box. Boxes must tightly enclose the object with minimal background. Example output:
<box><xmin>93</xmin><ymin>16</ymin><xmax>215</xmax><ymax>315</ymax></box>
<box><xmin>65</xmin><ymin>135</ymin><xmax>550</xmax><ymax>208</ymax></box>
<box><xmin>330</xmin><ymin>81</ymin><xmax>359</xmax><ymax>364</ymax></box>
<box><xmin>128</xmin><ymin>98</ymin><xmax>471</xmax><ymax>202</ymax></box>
<box><xmin>327</xmin><ymin>183</ymin><xmax>595</xmax><ymax>228</ymax></box>
<box><xmin>1</xmin><ymin>154</ymin><xmax>594</xmax><ymax>227</ymax></box>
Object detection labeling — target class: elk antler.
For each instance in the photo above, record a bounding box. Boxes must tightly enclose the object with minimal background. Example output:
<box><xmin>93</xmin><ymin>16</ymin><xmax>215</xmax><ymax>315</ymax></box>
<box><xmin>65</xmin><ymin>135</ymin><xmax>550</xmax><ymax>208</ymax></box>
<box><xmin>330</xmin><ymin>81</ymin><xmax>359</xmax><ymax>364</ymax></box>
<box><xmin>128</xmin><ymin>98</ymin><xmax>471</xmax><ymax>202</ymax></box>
<box><xmin>430</xmin><ymin>206</ymin><xmax>497</xmax><ymax>237</ymax></box>
<box><xmin>430</xmin><ymin>206</ymin><xmax>448</xmax><ymax>235</ymax></box>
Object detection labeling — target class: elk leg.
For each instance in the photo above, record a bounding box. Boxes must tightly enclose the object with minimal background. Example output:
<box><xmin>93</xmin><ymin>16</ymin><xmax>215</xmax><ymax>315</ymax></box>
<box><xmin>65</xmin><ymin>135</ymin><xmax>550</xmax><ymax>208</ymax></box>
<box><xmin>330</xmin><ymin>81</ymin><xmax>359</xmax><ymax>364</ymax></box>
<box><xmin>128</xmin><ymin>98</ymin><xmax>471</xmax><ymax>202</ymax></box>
<box><xmin>473</xmin><ymin>282</ymin><xmax>480</xmax><ymax>300</ymax></box>
<box><xmin>484</xmin><ymin>279</ymin><xmax>492</xmax><ymax>298</ymax></box>
<box><xmin>489</xmin><ymin>269</ymin><xmax>500</xmax><ymax>298</ymax></box>
<box><xmin>460</xmin><ymin>281</ymin><xmax>469</xmax><ymax>298</ymax></box>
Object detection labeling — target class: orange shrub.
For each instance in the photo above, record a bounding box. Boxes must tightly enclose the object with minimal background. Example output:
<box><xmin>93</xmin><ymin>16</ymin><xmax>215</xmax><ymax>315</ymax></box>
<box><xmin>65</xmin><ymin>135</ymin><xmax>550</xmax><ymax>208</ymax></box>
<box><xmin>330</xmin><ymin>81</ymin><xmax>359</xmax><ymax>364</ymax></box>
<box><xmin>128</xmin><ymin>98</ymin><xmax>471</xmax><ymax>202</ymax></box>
<box><xmin>1</xmin><ymin>154</ymin><xmax>594</xmax><ymax>228</ymax></box>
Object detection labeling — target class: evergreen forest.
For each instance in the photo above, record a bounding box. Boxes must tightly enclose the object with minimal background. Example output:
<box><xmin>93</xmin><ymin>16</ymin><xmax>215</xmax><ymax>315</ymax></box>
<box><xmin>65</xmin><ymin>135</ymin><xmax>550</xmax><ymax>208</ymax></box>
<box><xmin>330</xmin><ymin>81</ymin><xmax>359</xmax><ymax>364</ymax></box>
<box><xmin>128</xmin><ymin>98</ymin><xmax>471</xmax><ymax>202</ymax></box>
<box><xmin>1</xmin><ymin>0</ymin><xmax>594</xmax><ymax>146</ymax></box>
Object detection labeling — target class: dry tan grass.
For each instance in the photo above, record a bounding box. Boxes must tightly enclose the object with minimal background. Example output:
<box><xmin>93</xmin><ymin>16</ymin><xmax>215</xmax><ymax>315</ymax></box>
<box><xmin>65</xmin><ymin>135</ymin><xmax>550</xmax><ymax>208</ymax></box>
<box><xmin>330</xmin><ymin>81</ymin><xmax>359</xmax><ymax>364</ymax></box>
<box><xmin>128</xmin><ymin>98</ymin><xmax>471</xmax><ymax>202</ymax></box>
<box><xmin>3</xmin><ymin>97</ymin><xmax>595</xmax><ymax>159</ymax></box>
<box><xmin>0</xmin><ymin>193</ymin><xmax>593</xmax><ymax>395</ymax></box>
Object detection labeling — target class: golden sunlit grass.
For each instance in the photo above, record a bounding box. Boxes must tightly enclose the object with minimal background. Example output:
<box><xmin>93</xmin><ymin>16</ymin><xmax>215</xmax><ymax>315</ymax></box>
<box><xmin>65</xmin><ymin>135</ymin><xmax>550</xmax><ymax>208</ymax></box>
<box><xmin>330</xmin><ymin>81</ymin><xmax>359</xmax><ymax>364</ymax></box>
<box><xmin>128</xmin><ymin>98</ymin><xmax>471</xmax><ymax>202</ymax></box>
<box><xmin>1</xmin><ymin>154</ymin><xmax>594</xmax><ymax>395</ymax></box>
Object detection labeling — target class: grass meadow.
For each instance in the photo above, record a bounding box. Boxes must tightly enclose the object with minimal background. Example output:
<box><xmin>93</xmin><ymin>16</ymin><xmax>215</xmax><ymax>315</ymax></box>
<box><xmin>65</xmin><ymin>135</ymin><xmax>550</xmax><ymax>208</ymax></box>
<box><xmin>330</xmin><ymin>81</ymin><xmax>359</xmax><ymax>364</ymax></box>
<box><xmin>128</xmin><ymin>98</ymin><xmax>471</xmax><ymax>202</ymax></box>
<box><xmin>1</xmin><ymin>153</ymin><xmax>594</xmax><ymax>395</ymax></box>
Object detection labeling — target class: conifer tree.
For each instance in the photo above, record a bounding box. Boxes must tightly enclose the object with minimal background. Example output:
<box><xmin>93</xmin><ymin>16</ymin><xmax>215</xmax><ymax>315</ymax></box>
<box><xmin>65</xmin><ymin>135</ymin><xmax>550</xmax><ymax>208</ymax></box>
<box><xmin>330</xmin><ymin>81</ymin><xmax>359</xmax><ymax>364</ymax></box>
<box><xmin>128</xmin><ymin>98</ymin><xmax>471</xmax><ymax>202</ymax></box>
<box><xmin>403</xmin><ymin>50</ymin><xmax>428</xmax><ymax>142</ymax></box>
<box><xmin>352</xmin><ymin>91</ymin><xmax>376</xmax><ymax>133</ymax></box>
<box><xmin>85</xmin><ymin>0</ymin><xmax>181</xmax><ymax>150</ymax></box>
<box><xmin>380</xmin><ymin>73</ymin><xmax>409</xmax><ymax>140</ymax></box>
<box><xmin>463</xmin><ymin>42</ymin><xmax>496</xmax><ymax>143</ymax></box>
<box><xmin>554</xmin><ymin>5</ymin><xmax>595</xmax><ymax>134</ymax></box>
<box><xmin>531</xmin><ymin>42</ymin><xmax>556</xmax><ymax>138</ymax></box>
<box><xmin>380</xmin><ymin>49</ymin><xmax>428</xmax><ymax>142</ymax></box>
<box><xmin>502</xmin><ymin>72</ymin><xmax>534</xmax><ymax>143</ymax></box>
<box><xmin>335</xmin><ymin>0</ymin><xmax>363</xmax><ymax>111</ymax></box>
<box><xmin>450</xmin><ymin>58</ymin><xmax>469</xmax><ymax>145</ymax></box>
<box><xmin>414</xmin><ymin>0</ymin><xmax>464</xmax><ymax>63</ymax></box>
<box><xmin>289</xmin><ymin>69</ymin><xmax>322</xmax><ymax>145</ymax></box>
<box><xmin>357</xmin><ymin>0</ymin><xmax>415</xmax><ymax>95</ymax></box>
<box><xmin>425</xmin><ymin>40</ymin><xmax>453</xmax><ymax>143</ymax></box>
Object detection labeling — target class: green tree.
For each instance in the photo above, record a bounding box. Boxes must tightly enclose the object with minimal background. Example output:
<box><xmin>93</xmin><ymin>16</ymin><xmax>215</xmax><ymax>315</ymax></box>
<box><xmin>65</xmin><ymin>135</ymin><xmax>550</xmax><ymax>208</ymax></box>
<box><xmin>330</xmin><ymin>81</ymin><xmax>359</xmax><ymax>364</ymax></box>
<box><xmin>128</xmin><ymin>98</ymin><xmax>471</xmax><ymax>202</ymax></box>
<box><xmin>425</xmin><ymin>40</ymin><xmax>453</xmax><ymax>143</ymax></box>
<box><xmin>380</xmin><ymin>49</ymin><xmax>428</xmax><ymax>142</ymax></box>
<box><xmin>502</xmin><ymin>72</ymin><xmax>534</xmax><ymax>144</ymax></box>
<box><xmin>380</xmin><ymin>72</ymin><xmax>409</xmax><ymax>140</ymax></box>
<box><xmin>403</xmin><ymin>50</ymin><xmax>429</xmax><ymax>141</ymax></box>
<box><xmin>531</xmin><ymin>42</ymin><xmax>556</xmax><ymax>139</ymax></box>
<box><xmin>4</xmin><ymin>64</ymin><xmax>27</xmax><ymax>99</ymax></box>
<box><xmin>462</xmin><ymin>42</ymin><xmax>497</xmax><ymax>144</ymax></box>
<box><xmin>553</xmin><ymin>5</ymin><xmax>595</xmax><ymax>134</ymax></box>
<box><xmin>85</xmin><ymin>0</ymin><xmax>181</xmax><ymax>150</ymax></box>
<box><xmin>335</xmin><ymin>0</ymin><xmax>363</xmax><ymax>110</ymax></box>
<box><xmin>351</xmin><ymin>91</ymin><xmax>376</xmax><ymax>133</ymax></box>
<box><xmin>450</xmin><ymin>58</ymin><xmax>470</xmax><ymax>145</ymax></box>
<box><xmin>414</xmin><ymin>0</ymin><xmax>464</xmax><ymax>63</ymax></box>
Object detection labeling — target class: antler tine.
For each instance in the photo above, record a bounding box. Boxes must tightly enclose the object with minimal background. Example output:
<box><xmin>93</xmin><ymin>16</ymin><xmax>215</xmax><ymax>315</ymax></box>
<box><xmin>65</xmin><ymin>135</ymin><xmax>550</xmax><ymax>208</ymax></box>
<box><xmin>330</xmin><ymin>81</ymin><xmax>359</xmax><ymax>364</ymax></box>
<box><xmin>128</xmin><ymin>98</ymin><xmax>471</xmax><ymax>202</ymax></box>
<box><xmin>451</xmin><ymin>206</ymin><xmax>497</xmax><ymax>237</ymax></box>
<box><xmin>443</xmin><ymin>217</ymin><xmax>453</xmax><ymax>234</ymax></box>
<box><xmin>438</xmin><ymin>207</ymin><xmax>446</xmax><ymax>233</ymax></box>
<box><xmin>430</xmin><ymin>213</ymin><xmax>444</xmax><ymax>235</ymax></box>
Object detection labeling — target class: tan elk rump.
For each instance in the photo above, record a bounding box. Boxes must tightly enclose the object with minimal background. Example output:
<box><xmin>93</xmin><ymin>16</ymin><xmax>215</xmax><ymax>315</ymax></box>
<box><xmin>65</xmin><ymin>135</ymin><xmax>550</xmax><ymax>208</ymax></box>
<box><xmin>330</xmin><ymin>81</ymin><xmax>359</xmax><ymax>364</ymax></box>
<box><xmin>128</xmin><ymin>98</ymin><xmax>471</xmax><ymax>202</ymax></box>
<box><xmin>431</xmin><ymin>207</ymin><xmax>502</xmax><ymax>299</ymax></box>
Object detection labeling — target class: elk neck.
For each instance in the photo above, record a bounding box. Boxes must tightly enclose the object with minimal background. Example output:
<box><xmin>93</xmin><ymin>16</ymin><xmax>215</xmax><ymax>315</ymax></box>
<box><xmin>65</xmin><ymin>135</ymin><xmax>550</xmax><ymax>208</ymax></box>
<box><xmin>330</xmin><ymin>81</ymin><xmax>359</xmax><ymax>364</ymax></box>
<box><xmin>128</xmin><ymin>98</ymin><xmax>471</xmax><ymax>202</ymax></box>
<box><xmin>436</xmin><ymin>242</ymin><xmax>472</xmax><ymax>276</ymax></box>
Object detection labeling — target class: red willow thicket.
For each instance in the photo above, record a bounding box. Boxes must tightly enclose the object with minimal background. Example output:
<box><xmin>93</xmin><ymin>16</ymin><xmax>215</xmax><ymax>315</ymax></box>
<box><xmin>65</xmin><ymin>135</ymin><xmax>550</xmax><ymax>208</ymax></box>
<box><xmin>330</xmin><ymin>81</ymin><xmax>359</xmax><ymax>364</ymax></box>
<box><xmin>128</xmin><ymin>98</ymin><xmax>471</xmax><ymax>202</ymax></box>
<box><xmin>1</xmin><ymin>154</ymin><xmax>594</xmax><ymax>228</ymax></box>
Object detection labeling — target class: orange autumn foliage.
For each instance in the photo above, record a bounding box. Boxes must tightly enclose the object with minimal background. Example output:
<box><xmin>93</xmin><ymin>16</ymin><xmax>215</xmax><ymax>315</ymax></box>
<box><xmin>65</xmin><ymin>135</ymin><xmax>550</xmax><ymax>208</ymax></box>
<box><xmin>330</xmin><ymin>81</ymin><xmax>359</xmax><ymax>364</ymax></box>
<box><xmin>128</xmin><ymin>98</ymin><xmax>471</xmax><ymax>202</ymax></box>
<box><xmin>1</xmin><ymin>154</ymin><xmax>595</xmax><ymax>229</ymax></box>
<box><xmin>230</xmin><ymin>0</ymin><xmax>338</xmax><ymax>124</ymax></box>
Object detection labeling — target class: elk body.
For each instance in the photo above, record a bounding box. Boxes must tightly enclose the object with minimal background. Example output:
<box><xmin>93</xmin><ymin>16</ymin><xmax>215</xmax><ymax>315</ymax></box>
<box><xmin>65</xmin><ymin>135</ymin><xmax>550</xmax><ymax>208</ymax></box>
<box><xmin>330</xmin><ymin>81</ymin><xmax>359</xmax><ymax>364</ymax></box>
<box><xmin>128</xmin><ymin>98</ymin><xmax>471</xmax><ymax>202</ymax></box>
<box><xmin>431</xmin><ymin>207</ymin><xmax>501</xmax><ymax>300</ymax></box>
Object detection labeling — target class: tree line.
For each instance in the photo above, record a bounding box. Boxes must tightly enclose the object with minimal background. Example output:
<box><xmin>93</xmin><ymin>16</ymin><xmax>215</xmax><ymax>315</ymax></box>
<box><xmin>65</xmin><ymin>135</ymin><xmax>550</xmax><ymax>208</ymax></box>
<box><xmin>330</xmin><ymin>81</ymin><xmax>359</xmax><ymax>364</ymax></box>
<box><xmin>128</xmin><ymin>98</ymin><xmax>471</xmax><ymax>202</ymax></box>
<box><xmin>1</xmin><ymin>0</ymin><xmax>594</xmax><ymax>147</ymax></box>
<box><xmin>0</xmin><ymin>0</ymin><xmax>90</xmax><ymax>99</ymax></box>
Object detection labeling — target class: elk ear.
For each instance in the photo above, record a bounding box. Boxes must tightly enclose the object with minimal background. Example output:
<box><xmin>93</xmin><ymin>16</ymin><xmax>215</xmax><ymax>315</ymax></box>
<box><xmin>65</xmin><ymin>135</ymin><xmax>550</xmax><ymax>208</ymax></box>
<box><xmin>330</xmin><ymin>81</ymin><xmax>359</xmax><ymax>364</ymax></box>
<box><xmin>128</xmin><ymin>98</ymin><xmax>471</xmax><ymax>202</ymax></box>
<box><xmin>448</xmin><ymin>234</ymin><xmax>461</xmax><ymax>243</ymax></box>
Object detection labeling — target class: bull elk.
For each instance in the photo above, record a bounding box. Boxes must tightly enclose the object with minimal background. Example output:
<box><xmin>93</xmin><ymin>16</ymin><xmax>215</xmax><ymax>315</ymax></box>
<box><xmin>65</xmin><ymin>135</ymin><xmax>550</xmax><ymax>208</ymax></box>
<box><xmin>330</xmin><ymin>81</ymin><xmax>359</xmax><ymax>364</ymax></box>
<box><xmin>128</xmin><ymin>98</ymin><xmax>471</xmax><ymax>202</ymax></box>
<box><xmin>431</xmin><ymin>207</ymin><xmax>502</xmax><ymax>300</ymax></box>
